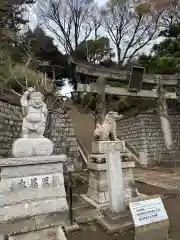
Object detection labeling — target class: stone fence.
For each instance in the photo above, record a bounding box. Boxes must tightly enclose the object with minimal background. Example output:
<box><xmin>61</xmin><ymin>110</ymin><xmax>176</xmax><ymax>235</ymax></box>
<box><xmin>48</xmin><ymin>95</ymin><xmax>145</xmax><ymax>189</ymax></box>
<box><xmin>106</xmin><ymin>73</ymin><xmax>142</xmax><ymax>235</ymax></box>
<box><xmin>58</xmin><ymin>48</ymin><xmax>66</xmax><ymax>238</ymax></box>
<box><xmin>0</xmin><ymin>99</ymin><xmax>79</xmax><ymax>161</ymax></box>
<box><xmin>117</xmin><ymin>113</ymin><xmax>180</xmax><ymax>166</ymax></box>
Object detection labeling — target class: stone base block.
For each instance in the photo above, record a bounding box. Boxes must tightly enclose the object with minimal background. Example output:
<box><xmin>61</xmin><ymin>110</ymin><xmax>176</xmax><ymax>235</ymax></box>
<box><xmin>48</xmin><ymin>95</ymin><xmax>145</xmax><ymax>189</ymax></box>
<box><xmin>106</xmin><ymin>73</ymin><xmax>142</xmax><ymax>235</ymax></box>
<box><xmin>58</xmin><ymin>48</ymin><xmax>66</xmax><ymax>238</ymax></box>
<box><xmin>88</xmin><ymin>153</ymin><xmax>131</xmax><ymax>164</ymax></box>
<box><xmin>87</xmin><ymin>167</ymin><xmax>108</xmax><ymax>206</ymax></box>
<box><xmin>0</xmin><ymin>197</ymin><xmax>68</xmax><ymax>222</ymax></box>
<box><xmin>86</xmin><ymin>162</ymin><xmax>138</xmax><ymax>207</ymax></box>
<box><xmin>135</xmin><ymin>220</ymin><xmax>169</xmax><ymax>240</ymax></box>
<box><xmin>87</xmin><ymin>162</ymin><xmax>135</xmax><ymax>171</ymax></box>
<box><xmin>87</xmin><ymin>187</ymin><xmax>108</xmax><ymax>205</ymax></box>
<box><xmin>81</xmin><ymin>194</ymin><xmax>108</xmax><ymax>209</ymax></box>
<box><xmin>88</xmin><ymin>154</ymin><xmax>106</xmax><ymax>164</ymax></box>
<box><xmin>96</xmin><ymin>209</ymin><xmax>133</xmax><ymax>233</ymax></box>
<box><xmin>92</xmin><ymin>141</ymin><xmax>125</xmax><ymax>154</ymax></box>
<box><xmin>12</xmin><ymin>137</ymin><xmax>54</xmax><ymax>157</ymax></box>
<box><xmin>0</xmin><ymin>212</ymin><xmax>68</xmax><ymax>235</ymax></box>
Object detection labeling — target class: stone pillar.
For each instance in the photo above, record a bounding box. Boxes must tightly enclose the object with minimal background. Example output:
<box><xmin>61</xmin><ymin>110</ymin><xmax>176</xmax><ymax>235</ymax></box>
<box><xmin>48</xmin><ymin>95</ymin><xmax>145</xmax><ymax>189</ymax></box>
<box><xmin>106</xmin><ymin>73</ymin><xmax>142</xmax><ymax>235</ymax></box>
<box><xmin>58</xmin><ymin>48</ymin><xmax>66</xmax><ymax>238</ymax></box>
<box><xmin>157</xmin><ymin>82</ymin><xmax>173</xmax><ymax>150</ymax></box>
<box><xmin>95</xmin><ymin>141</ymin><xmax>135</xmax><ymax>233</ymax></box>
<box><xmin>106</xmin><ymin>150</ymin><xmax>125</xmax><ymax>213</ymax></box>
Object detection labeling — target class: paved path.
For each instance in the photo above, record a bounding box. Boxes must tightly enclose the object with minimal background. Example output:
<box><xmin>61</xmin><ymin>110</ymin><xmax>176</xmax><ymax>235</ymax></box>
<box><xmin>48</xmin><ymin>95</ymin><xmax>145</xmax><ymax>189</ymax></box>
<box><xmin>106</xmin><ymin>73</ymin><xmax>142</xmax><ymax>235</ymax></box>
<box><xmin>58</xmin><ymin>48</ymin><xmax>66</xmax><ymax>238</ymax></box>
<box><xmin>69</xmin><ymin>104</ymin><xmax>95</xmax><ymax>155</ymax></box>
<box><xmin>134</xmin><ymin>168</ymin><xmax>180</xmax><ymax>191</ymax></box>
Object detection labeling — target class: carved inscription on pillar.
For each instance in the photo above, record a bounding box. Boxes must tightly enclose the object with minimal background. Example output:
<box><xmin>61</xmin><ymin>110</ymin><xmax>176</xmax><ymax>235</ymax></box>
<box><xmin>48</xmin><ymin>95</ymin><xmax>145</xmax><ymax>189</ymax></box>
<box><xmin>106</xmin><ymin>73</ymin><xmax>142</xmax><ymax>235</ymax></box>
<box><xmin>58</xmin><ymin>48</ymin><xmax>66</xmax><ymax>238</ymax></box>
<box><xmin>92</xmin><ymin>141</ymin><xmax>126</xmax><ymax>154</ymax></box>
<box><xmin>11</xmin><ymin>174</ymin><xmax>63</xmax><ymax>190</ymax></box>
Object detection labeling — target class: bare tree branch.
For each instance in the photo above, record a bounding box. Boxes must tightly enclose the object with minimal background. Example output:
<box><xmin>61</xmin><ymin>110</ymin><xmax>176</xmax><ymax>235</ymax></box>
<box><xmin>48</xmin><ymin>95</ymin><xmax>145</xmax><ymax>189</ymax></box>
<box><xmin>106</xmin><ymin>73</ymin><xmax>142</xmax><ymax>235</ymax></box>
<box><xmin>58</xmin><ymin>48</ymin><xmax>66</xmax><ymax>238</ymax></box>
<box><xmin>101</xmin><ymin>0</ymin><xmax>163</xmax><ymax>65</ymax></box>
<box><xmin>36</xmin><ymin>0</ymin><xmax>95</xmax><ymax>54</ymax></box>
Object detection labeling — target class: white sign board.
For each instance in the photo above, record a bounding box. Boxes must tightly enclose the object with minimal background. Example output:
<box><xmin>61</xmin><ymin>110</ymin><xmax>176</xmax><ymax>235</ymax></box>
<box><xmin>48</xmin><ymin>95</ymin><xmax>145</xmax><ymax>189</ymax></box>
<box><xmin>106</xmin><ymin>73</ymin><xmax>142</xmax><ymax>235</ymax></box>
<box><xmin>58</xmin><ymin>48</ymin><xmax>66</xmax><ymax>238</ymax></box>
<box><xmin>129</xmin><ymin>197</ymin><xmax>168</xmax><ymax>227</ymax></box>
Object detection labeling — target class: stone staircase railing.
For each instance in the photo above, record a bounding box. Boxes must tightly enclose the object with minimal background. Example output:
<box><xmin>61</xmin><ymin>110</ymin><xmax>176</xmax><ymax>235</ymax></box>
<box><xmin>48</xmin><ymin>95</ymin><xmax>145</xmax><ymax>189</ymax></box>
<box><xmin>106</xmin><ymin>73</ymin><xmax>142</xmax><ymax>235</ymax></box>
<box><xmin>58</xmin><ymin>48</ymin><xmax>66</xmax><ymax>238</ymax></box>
<box><xmin>124</xmin><ymin>142</ymin><xmax>141</xmax><ymax>166</ymax></box>
<box><xmin>77</xmin><ymin>139</ymin><xmax>88</xmax><ymax>165</ymax></box>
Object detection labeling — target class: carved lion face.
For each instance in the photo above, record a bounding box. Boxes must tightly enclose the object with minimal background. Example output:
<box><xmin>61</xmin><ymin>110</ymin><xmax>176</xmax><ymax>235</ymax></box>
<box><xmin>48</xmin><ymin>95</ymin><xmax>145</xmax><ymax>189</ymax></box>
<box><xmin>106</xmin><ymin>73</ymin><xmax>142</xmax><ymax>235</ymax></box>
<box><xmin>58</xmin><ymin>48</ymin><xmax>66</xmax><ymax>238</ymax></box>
<box><xmin>106</xmin><ymin>111</ymin><xmax>122</xmax><ymax>122</ymax></box>
<box><xmin>94</xmin><ymin>123</ymin><xmax>103</xmax><ymax>140</ymax></box>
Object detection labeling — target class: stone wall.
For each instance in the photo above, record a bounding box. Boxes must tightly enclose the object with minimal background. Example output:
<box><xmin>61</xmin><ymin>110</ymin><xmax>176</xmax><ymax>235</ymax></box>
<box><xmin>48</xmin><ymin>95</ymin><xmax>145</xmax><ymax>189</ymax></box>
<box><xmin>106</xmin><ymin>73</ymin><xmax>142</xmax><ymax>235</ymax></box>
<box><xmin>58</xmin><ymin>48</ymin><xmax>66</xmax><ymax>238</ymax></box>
<box><xmin>0</xmin><ymin>101</ymin><xmax>21</xmax><ymax>156</ymax></box>
<box><xmin>117</xmin><ymin>113</ymin><xmax>180</xmax><ymax>166</ymax></box>
<box><xmin>0</xmin><ymin>100</ymin><xmax>79</xmax><ymax>161</ymax></box>
<box><xmin>51</xmin><ymin>110</ymin><xmax>79</xmax><ymax>160</ymax></box>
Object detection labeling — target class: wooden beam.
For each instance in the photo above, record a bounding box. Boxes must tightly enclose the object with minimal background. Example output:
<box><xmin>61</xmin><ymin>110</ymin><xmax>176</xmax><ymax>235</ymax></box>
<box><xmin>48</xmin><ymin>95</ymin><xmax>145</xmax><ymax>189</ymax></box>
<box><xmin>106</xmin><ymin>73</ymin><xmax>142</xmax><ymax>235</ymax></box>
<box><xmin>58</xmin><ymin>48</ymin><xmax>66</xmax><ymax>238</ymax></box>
<box><xmin>77</xmin><ymin>83</ymin><xmax>177</xmax><ymax>99</ymax></box>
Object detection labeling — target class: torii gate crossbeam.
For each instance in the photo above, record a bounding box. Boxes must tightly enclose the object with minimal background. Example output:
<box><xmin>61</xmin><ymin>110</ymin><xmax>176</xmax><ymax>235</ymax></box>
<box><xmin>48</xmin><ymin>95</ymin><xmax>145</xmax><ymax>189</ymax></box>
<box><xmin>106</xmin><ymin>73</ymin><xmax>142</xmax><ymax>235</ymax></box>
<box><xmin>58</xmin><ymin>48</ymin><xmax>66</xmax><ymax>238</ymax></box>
<box><xmin>77</xmin><ymin>83</ymin><xmax>177</xmax><ymax>99</ymax></box>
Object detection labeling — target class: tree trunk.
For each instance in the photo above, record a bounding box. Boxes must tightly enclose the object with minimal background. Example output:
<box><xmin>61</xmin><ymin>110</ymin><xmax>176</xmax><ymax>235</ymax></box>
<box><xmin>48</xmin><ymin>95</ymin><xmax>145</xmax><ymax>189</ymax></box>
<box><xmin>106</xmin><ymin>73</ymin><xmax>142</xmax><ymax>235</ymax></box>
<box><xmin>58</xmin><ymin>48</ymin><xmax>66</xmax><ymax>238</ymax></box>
<box><xmin>74</xmin><ymin>23</ymin><xmax>78</xmax><ymax>48</ymax></box>
<box><xmin>117</xmin><ymin>46</ymin><xmax>121</xmax><ymax>67</ymax></box>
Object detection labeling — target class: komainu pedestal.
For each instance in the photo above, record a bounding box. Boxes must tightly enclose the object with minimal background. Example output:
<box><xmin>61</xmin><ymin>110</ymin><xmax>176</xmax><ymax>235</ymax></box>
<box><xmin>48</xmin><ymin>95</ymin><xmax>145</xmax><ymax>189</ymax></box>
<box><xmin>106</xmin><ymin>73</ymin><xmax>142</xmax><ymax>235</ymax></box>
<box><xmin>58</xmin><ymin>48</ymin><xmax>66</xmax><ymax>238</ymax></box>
<box><xmin>0</xmin><ymin>155</ymin><xmax>68</xmax><ymax>235</ymax></box>
<box><xmin>82</xmin><ymin>141</ymin><xmax>139</xmax><ymax>208</ymax></box>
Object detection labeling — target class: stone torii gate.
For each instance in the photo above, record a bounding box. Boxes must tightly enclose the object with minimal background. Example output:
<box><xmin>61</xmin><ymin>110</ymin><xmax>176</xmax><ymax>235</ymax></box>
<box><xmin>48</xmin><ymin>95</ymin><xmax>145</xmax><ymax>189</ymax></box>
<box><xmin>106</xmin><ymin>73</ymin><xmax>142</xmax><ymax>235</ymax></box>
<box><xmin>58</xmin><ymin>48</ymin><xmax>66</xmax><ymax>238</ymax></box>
<box><xmin>77</xmin><ymin>71</ymin><xmax>178</xmax><ymax>161</ymax></box>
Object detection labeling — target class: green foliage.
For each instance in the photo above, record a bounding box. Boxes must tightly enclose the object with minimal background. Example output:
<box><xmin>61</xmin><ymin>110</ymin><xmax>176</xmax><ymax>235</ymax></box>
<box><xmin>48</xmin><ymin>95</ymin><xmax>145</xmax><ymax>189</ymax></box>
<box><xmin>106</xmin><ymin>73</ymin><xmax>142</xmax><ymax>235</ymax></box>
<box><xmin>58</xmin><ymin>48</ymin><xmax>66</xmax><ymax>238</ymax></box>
<box><xmin>21</xmin><ymin>27</ymin><xmax>69</xmax><ymax>80</ymax></box>
<box><xmin>81</xmin><ymin>93</ymin><xmax>97</xmax><ymax>111</ymax></box>
<box><xmin>74</xmin><ymin>37</ymin><xmax>114</xmax><ymax>63</ymax></box>
<box><xmin>135</xmin><ymin>2</ymin><xmax>151</xmax><ymax>15</ymax></box>
<box><xmin>9</xmin><ymin>64</ymin><xmax>42</xmax><ymax>88</ymax></box>
<box><xmin>138</xmin><ymin>22</ymin><xmax>180</xmax><ymax>74</ymax></box>
<box><xmin>0</xmin><ymin>0</ymin><xmax>38</xmax><ymax>91</ymax></box>
<box><xmin>81</xmin><ymin>93</ymin><xmax>90</xmax><ymax>106</ymax></box>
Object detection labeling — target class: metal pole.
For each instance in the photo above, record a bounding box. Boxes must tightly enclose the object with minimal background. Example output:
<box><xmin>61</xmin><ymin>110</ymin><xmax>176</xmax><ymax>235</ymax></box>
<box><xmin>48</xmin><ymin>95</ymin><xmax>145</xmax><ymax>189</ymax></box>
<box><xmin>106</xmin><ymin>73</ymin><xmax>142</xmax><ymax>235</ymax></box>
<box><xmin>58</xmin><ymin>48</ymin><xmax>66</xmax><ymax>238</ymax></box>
<box><xmin>68</xmin><ymin>171</ymin><xmax>73</xmax><ymax>225</ymax></box>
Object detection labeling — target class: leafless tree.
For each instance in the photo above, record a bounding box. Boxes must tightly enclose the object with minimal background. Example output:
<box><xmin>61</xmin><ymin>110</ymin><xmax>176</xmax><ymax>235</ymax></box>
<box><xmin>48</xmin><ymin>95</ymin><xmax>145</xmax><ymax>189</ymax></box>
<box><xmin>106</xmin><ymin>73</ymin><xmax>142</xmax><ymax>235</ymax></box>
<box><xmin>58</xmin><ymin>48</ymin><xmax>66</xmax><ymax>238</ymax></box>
<box><xmin>91</xmin><ymin>3</ymin><xmax>102</xmax><ymax>40</ymax></box>
<box><xmin>101</xmin><ymin>0</ymin><xmax>164</xmax><ymax>66</ymax></box>
<box><xmin>158</xmin><ymin>0</ymin><xmax>180</xmax><ymax>29</ymax></box>
<box><xmin>36</xmin><ymin>0</ymin><xmax>95</xmax><ymax>54</ymax></box>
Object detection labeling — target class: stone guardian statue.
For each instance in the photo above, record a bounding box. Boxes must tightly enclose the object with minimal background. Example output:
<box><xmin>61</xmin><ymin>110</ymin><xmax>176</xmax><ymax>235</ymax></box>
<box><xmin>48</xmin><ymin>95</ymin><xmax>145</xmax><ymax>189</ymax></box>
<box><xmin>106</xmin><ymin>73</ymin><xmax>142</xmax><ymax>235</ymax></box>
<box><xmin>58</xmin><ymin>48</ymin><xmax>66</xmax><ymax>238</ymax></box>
<box><xmin>94</xmin><ymin>111</ymin><xmax>123</xmax><ymax>141</ymax></box>
<box><xmin>20</xmin><ymin>87</ymin><xmax>47</xmax><ymax>138</ymax></box>
<box><xmin>12</xmin><ymin>87</ymin><xmax>54</xmax><ymax>157</ymax></box>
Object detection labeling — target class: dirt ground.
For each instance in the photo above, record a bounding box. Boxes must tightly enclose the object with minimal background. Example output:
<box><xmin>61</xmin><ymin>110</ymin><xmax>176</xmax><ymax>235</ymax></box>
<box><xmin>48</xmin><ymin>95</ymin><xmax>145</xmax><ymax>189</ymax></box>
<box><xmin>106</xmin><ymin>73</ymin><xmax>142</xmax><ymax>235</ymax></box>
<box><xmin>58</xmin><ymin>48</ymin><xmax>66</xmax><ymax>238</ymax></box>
<box><xmin>66</xmin><ymin>175</ymin><xmax>180</xmax><ymax>240</ymax></box>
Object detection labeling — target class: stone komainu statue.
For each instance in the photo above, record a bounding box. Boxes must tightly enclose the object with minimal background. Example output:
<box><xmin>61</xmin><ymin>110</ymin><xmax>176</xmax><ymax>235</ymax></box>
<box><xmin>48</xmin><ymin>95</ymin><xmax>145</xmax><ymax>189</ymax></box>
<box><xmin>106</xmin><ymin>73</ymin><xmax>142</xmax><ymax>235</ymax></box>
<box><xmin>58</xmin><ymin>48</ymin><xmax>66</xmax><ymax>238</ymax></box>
<box><xmin>20</xmin><ymin>87</ymin><xmax>48</xmax><ymax>138</ymax></box>
<box><xmin>94</xmin><ymin>111</ymin><xmax>123</xmax><ymax>141</ymax></box>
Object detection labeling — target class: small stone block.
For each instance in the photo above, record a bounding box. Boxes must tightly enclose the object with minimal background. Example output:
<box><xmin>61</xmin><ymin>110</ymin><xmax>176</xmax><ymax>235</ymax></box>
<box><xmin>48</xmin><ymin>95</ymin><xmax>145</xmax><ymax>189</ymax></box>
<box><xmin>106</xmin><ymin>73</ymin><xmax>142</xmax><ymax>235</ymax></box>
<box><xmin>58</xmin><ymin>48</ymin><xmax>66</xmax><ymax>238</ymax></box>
<box><xmin>92</xmin><ymin>141</ymin><xmax>125</xmax><ymax>154</ymax></box>
<box><xmin>63</xmin><ymin>222</ymin><xmax>80</xmax><ymax>233</ymax></box>
<box><xmin>135</xmin><ymin>220</ymin><xmax>169</xmax><ymax>240</ymax></box>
